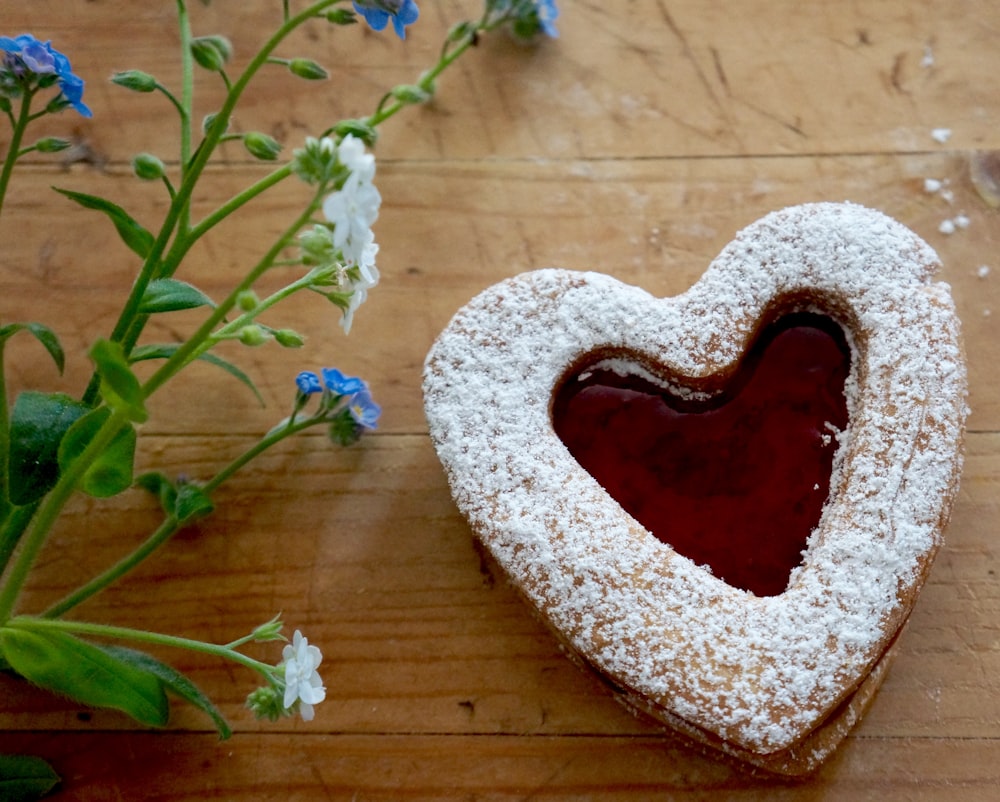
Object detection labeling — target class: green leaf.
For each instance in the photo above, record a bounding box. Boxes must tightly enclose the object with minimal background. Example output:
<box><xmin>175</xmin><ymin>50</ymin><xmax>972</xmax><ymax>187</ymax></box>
<box><xmin>0</xmin><ymin>625</ymin><xmax>169</xmax><ymax>727</ymax></box>
<box><xmin>138</xmin><ymin>278</ymin><xmax>216</xmax><ymax>314</ymax></box>
<box><xmin>89</xmin><ymin>339</ymin><xmax>148</xmax><ymax>423</ymax></box>
<box><xmin>173</xmin><ymin>483</ymin><xmax>214</xmax><ymax>523</ymax></box>
<box><xmin>52</xmin><ymin>187</ymin><xmax>155</xmax><ymax>259</ymax></box>
<box><xmin>135</xmin><ymin>472</ymin><xmax>213</xmax><ymax>524</ymax></box>
<box><xmin>0</xmin><ymin>323</ymin><xmax>65</xmax><ymax>374</ymax></box>
<box><xmin>130</xmin><ymin>343</ymin><xmax>264</xmax><ymax>406</ymax></box>
<box><xmin>100</xmin><ymin>646</ymin><xmax>231</xmax><ymax>739</ymax></box>
<box><xmin>0</xmin><ymin>754</ymin><xmax>60</xmax><ymax>802</ymax></box>
<box><xmin>135</xmin><ymin>470</ymin><xmax>177</xmax><ymax>512</ymax></box>
<box><xmin>57</xmin><ymin>407</ymin><xmax>136</xmax><ymax>498</ymax></box>
<box><xmin>8</xmin><ymin>392</ymin><xmax>89</xmax><ymax>505</ymax></box>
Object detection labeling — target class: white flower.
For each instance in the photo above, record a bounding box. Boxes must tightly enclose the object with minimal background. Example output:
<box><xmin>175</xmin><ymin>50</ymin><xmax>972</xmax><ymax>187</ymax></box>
<box><xmin>339</xmin><ymin>230</ymin><xmax>380</xmax><ymax>334</ymax></box>
<box><xmin>322</xmin><ymin>173</ymin><xmax>381</xmax><ymax>264</ymax></box>
<box><xmin>282</xmin><ymin>629</ymin><xmax>326</xmax><ymax>721</ymax></box>
<box><xmin>337</xmin><ymin>133</ymin><xmax>375</xmax><ymax>184</ymax></box>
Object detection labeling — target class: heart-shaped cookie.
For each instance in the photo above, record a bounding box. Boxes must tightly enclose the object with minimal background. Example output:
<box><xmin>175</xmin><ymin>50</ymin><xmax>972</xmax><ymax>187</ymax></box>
<box><xmin>422</xmin><ymin>202</ymin><xmax>968</xmax><ymax>774</ymax></box>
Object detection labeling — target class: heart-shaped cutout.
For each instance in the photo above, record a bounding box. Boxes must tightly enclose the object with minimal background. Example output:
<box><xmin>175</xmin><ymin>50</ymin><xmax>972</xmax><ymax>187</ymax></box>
<box><xmin>423</xmin><ymin>203</ymin><xmax>967</xmax><ymax>774</ymax></box>
<box><xmin>552</xmin><ymin>313</ymin><xmax>851</xmax><ymax>598</ymax></box>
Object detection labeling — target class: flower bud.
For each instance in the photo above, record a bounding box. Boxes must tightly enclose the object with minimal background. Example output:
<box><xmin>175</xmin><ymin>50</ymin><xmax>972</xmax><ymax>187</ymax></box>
<box><xmin>299</xmin><ymin>225</ymin><xmax>336</xmax><ymax>265</ymax></box>
<box><xmin>332</xmin><ymin>119</ymin><xmax>378</xmax><ymax>147</ymax></box>
<box><xmin>34</xmin><ymin>137</ymin><xmax>72</xmax><ymax>153</ymax></box>
<box><xmin>132</xmin><ymin>152</ymin><xmax>166</xmax><ymax>181</ymax></box>
<box><xmin>111</xmin><ymin>69</ymin><xmax>158</xmax><ymax>93</ymax></box>
<box><xmin>250</xmin><ymin>615</ymin><xmax>285</xmax><ymax>643</ymax></box>
<box><xmin>243</xmin><ymin>131</ymin><xmax>282</xmax><ymax>161</ymax></box>
<box><xmin>274</xmin><ymin>329</ymin><xmax>306</xmax><ymax>348</ymax></box>
<box><xmin>190</xmin><ymin>35</ymin><xmax>233</xmax><ymax>72</ymax></box>
<box><xmin>44</xmin><ymin>95</ymin><xmax>72</xmax><ymax>115</ymax></box>
<box><xmin>236</xmin><ymin>289</ymin><xmax>260</xmax><ymax>311</ymax></box>
<box><xmin>202</xmin><ymin>112</ymin><xmax>230</xmax><ymax>136</ymax></box>
<box><xmin>246</xmin><ymin>685</ymin><xmax>288</xmax><ymax>722</ymax></box>
<box><xmin>288</xmin><ymin>58</ymin><xmax>329</xmax><ymax>81</ymax></box>
<box><xmin>390</xmin><ymin>83</ymin><xmax>431</xmax><ymax>105</ymax></box>
<box><xmin>238</xmin><ymin>325</ymin><xmax>269</xmax><ymax>346</ymax></box>
<box><xmin>324</xmin><ymin>8</ymin><xmax>358</xmax><ymax>25</ymax></box>
<box><xmin>446</xmin><ymin>20</ymin><xmax>476</xmax><ymax>43</ymax></box>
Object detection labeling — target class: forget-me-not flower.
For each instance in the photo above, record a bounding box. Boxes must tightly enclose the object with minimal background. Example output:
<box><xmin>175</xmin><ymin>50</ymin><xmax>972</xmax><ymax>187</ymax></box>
<box><xmin>281</xmin><ymin>630</ymin><xmax>326</xmax><ymax>721</ymax></box>
<box><xmin>322</xmin><ymin>173</ymin><xmax>382</xmax><ymax>266</ymax></box>
<box><xmin>322</xmin><ymin>367</ymin><xmax>367</xmax><ymax>396</ymax></box>
<box><xmin>353</xmin><ymin>0</ymin><xmax>420</xmax><ymax>40</ymax></box>
<box><xmin>348</xmin><ymin>389</ymin><xmax>381</xmax><ymax>429</ymax></box>
<box><xmin>0</xmin><ymin>34</ymin><xmax>92</xmax><ymax>116</ymax></box>
<box><xmin>295</xmin><ymin>370</ymin><xmax>324</xmax><ymax>395</ymax></box>
<box><xmin>535</xmin><ymin>0</ymin><xmax>560</xmax><ymax>38</ymax></box>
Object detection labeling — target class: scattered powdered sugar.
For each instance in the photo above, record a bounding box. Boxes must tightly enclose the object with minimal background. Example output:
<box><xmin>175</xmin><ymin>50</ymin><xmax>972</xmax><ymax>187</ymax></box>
<box><xmin>938</xmin><ymin>213</ymin><xmax>971</xmax><ymax>235</ymax></box>
<box><xmin>931</xmin><ymin>127</ymin><xmax>952</xmax><ymax>144</ymax></box>
<box><xmin>923</xmin><ymin>176</ymin><xmax>954</xmax><ymax>203</ymax></box>
<box><xmin>422</xmin><ymin>203</ymin><xmax>968</xmax><ymax>763</ymax></box>
<box><xmin>977</xmin><ymin>265</ymin><xmax>991</xmax><ymax>279</ymax></box>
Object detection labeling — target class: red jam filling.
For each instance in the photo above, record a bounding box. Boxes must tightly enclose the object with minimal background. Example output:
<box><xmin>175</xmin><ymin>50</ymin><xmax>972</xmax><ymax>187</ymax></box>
<box><xmin>551</xmin><ymin>314</ymin><xmax>851</xmax><ymax>597</ymax></box>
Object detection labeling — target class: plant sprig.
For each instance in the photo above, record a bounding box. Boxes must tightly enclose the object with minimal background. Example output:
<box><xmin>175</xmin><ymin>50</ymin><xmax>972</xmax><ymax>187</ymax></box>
<box><xmin>0</xmin><ymin>0</ymin><xmax>558</xmax><ymax>793</ymax></box>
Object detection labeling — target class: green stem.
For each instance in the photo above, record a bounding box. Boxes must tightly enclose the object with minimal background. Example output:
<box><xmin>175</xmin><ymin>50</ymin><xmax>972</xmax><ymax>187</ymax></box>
<box><xmin>85</xmin><ymin>0</ymin><xmax>342</xmax><ymax>405</ymax></box>
<box><xmin>0</xmin><ymin>342</ymin><xmax>9</xmax><ymax>519</ymax></box>
<box><xmin>41</xmin><ymin>412</ymin><xmax>324</xmax><ymax>618</ymax></box>
<box><xmin>140</xmin><ymin>186</ymin><xmax>326</xmax><ymax>399</ymax></box>
<box><xmin>113</xmin><ymin>163</ymin><xmax>296</xmax><ymax>364</ymax></box>
<box><xmin>362</xmin><ymin>12</ymin><xmax>500</xmax><ymax>131</ymax></box>
<box><xmin>0</xmin><ymin>409</ymin><xmax>130</xmax><ymax>622</ymax></box>
<box><xmin>41</xmin><ymin>516</ymin><xmax>177</xmax><ymax>620</ymax></box>
<box><xmin>7</xmin><ymin>615</ymin><xmax>277</xmax><ymax>677</ymax></box>
<box><xmin>161</xmin><ymin>164</ymin><xmax>293</xmax><ymax>282</ymax></box>
<box><xmin>200</xmin><ymin>406</ymin><xmax>322</xmax><ymax>495</ymax></box>
<box><xmin>177</xmin><ymin>0</ymin><xmax>195</xmax><ymax>237</ymax></box>
<box><xmin>0</xmin><ymin>88</ymin><xmax>35</xmax><ymax>224</ymax></box>
<box><xmin>210</xmin><ymin>270</ymin><xmax>322</xmax><ymax>344</ymax></box>
<box><xmin>0</xmin><ymin>503</ymin><xmax>37</xmax><ymax>580</ymax></box>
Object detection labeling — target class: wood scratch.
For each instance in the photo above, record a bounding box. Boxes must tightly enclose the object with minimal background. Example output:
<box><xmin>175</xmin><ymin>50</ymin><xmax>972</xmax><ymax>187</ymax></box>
<box><xmin>654</xmin><ymin>0</ymin><xmax>743</xmax><ymax>150</ymax></box>
<box><xmin>890</xmin><ymin>52</ymin><xmax>910</xmax><ymax>94</ymax></box>
<box><xmin>711</xmin><ymin>47</ymin><xmax>729</xmax><ymax>94</ymax></box>
<box><xmin>655</xmin><ymin>0</ymin><xmax>721</xmax><ymax>107</ymax></box>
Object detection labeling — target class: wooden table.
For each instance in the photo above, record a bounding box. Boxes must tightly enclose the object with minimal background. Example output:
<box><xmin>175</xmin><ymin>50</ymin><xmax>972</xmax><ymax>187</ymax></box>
<box><xmin>1</xmin><ymin>1</ymin><xmax>998</xmax><ymax>798</ymax></box>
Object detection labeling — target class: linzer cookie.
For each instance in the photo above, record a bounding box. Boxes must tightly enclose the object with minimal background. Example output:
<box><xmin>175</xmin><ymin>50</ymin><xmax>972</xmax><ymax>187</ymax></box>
<box><xmin>421</xmin><ymin>202</ymin><xmax>968</xmax><ymax>774</ymax></box>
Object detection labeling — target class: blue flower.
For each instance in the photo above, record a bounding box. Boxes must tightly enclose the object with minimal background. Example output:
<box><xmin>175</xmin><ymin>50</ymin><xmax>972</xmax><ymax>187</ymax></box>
<box><xmin>348</xmin><ymin>389</ymin><xmax>381</xmax><ymax>429</ymax></box>
<box><xmin>321</xmin><ymin>367</ymin><xmax>366</xmax><ymax>396</ymax></box>
<box><xmin>352</xmin><ymin>0</ymin><xmax>420</xmax><ymax>40</ymax></box>
<box><xmin>499</xmin><ymin>0</ymin><xmax>559</xmax><ymax>39</ymax></box>
<box><xmin>0</xmin><ymin>33</ymin><xmax>92</xmax><ymax>116</ymax></box>
<box><xmin>295</xmin><ymin>370</ymin><xmax>323</xmax><ymax>395</ymax></box>
<box><xmin>535</xmin><ymin>0</ymin><xmax>559</xmax><ymax>38</ymax></box>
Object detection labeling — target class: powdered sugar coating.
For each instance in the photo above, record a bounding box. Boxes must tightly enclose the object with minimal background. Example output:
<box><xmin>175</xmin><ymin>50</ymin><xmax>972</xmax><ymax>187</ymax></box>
<box><xmin>422</xmin><ymin>203</ymin><xmax>967</xmax><ymax>765</ymax></box>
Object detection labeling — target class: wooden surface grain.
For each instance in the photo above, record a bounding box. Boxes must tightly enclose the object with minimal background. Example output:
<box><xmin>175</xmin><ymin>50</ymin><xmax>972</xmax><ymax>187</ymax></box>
<box><xmin>1</xmin><ymin>1</ymin><xmax>999</xmax><ymax>799</ymax></box>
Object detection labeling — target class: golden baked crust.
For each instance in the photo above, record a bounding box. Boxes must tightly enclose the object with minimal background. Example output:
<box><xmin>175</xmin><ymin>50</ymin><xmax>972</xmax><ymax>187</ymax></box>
<box><xmin>422</xmin><ymin>202</ymin><xmax>968</xmax><ymax>774</ymax></box>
